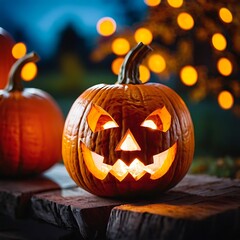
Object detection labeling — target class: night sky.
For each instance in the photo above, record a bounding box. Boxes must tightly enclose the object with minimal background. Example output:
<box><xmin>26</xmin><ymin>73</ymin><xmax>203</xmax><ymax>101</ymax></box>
<box><xmin>0</xmin><ymin>0</ymin><xmax>147</xmax><ymax>59</ymax></box>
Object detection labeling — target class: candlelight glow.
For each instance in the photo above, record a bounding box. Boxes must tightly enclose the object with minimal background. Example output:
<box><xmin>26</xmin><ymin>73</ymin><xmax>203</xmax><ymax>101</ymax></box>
<box><xmin>217</xmin><ymin>58</ymin><xmax>232</xmax><ymax>76</ymax></box>
<box><xmin>97</xmin><ymin>17</ymin><xmax>116</xmax><ymax>37</ymax></box>
<box><xmin>180</xmin><ymin>66</ymin><xmax>198</xmax><ymax>86</ymax></box>
<box><xmin>111</xmin><ymin>38</ymin><xmax>130</xmax><ymax>55</ymax></box>
<box><xmin>177</xmin><ymin>12</ymin><xmax>194</xmax><ymax>30</ymax></box>
<box><xmin>12</xmin><ymin>42</ymin><xmax>27</xmax><ymax>59</ymax></box>
<box><xmin>218</xmin><ymin>91</ymin><xmax>234</xmax><ymax>110</ymax></box>
<box><xmin>116</xmin><ymin>129</ymin><xmax>141</xmax><ymax>151</ymax></box>
<box><xmin>21</xmin><ymin>62</ymin><xmax>37</xmax><ymax>81</ymax></box>
<box><xmin>134</xmin><ymin>28</ymin><xmax>153</xmax><ymax>45</ymax></box>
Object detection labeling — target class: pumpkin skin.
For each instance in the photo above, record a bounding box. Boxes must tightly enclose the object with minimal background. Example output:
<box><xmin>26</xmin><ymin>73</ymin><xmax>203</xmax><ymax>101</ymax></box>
<box><xmin>0</xmin><ymin>52</ymin><xmax>64</xmax><ymax>177</ymax></box>
<box><xmin>0</xmin><ymin>27</ymin><xmax>16</xmax><ymax>89</ymax></box>
<box><xmin>62</xmin><ymin>43</ymin><xmax>194</xmax><ymax>198</ymax></box>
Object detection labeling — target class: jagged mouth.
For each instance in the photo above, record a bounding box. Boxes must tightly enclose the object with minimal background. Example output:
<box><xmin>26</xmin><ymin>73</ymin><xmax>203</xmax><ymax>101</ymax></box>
<box><xmin>80</xmin><ymin>141</ymin><xmax>177</xmax><ymax>182</ymax></box>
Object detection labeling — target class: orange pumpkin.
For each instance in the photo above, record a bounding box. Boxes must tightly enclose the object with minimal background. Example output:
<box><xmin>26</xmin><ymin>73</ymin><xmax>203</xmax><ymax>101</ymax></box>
<box><xmin>0</xmin><ymin>52</ymin><xmax>64</xmax><ymax>177</ymax></box>
<box><xmin>0</xmin><ymin>27</ymin><xmax>16</xmax><ymax>89</ymax></box>
<box><xmin>62</xmin><ymin>43</ymin><xmax>194</xmax><ymax>198</ymax></box>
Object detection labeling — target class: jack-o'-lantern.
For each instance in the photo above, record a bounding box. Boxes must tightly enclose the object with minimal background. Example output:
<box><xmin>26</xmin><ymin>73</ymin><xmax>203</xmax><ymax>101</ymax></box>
<box><xmin>62</xmin><ymin>43</ymin><xmax>194</xmax><ymax>198</ymax></box>
<box><xmin>0</xmin><ymin>52</ymin><xmax>64</xmax><ymax>177</ymax></box>
<box><xmin>0</xmin><ymin>27</ymin><xmax>16</xmax><ymax>89</ymax></box>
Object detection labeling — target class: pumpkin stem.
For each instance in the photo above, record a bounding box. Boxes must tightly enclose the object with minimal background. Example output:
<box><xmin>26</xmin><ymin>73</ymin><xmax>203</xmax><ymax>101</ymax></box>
<box><xmin>8</xmin><ymin>52</ymin><xmax>40</xmax><ymax>92</ymax></box>
<box><xmin>117</xmin><ymin>42</ymin><xmax>152</xmax><ymax>84</ymax></box>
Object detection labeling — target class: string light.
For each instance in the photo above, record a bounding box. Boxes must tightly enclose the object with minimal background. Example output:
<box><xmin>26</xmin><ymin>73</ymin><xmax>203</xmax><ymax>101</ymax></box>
<box><xmin>134</xmin><ymin>28</ymin><xmax>153</xmax><ymax>45</ymax></box>
<box><xmin>167</xmin><ymin>0</ymin><xmax>183</xmax><ymax>8</ymax></box>
<box><xmin>111</xmin><ymin>38</ymin><xmax>130</xmax><ymax>55</ymax></box>
<box><xmin>12</xmin><ymin>42</ymin><xmax>27</xmax><ymax>59</ymax></box>
<box><xmin>21</xmin><ymin>62</ymin><xmax>37</xmax><ymax>81</ymax></box>
<box><xmin>177</xmin><ymin>12</ymin><xmax>194</xmax><ymax>30</ymax></box>
<box><xmin>111</xmin><ymin>58</ymin><xmax>124</xmax><ymax>75</ymax></box>
<box><xmin>93</xmin><ymin>0</ymin><xmax>240</xmax><ymax>114</ymax></box>
<box><xmin>97</xmin><ymin>17</ymin><xmax>116</xmax><ymax>37</ymax></box>
<box><xmin>139</xmin><ymin>65</ymin><xmax>150</xmax><ymax>83</ymax></box>
<box><xmin>218</xmin><ymin>90</ymin><xmax>234</xmax><ymax>109</ymax></box>
<box><xmin>180</xmin><ymin>66</ymin><xmax>198</xmax><ymax>86</ymax></box>
<box><xmin>212</xmin><ymin>33</ymin><xmax>227</xmax><ymax>51</ymax></box>
<box><xmin>148</xmin><ymin>54</ymin><xmax>166</xmax><ymax>73</ymax></box>
<box><xmin>217</xmin><ymin>58</ymin><xmax>232</xmax><ymax>76</ymax></box>
<box><xmin>144</xmin><ymin>0</ymin><xmax>161</xmax><ymax>7</ymax></box>
<box><xmin>219</xmin><ymin>8</ymin><xmax>233</xmax><ymax>23</ymax></box>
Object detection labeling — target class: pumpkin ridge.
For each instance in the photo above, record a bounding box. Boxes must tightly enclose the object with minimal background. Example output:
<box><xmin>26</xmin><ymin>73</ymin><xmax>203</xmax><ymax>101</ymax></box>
<box><xmin>78</xmin><ymin>85</ymin><xmax>111</xmax><ymax>193</ymax></box>
<box><xmin>156</xmin><ymin>85</ymin><xmax>194</xmax><ymax>185</ymax></box>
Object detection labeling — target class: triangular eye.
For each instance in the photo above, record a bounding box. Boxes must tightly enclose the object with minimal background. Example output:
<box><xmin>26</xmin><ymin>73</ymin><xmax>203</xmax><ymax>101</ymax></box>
<box><xmin>87</xmin><ymin>104</ymin><xmax>119</xmax><ymax>132</ymax></box>
<box><xmin>141</xmin><ymin>106</ymin><xmax>171</xmax><ymax>132</ymax></box>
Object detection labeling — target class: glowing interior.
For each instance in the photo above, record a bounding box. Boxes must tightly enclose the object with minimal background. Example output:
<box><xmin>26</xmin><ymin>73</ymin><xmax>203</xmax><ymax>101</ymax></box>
<box><xmin>141</xmin><ymin>106</ymin><xmax>171</xmax><ymax>132</ymax></box>
<box><xmin>81</xmin><ymin>141</ymin><xmax>177</xmax><ymax>181</ymax></box>
<box><xmin>87</xmin><ymin>104</ymin><xmax>118</xmax><ymax>132</ymax></box>
<box><xmin>115</xmin><ymin>129</ymin><xmax>141</xmax><ymax>151</ymax></box>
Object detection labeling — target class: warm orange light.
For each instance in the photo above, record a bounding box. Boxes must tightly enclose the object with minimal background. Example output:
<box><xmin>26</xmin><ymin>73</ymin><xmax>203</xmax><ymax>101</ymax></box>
<box><xmin>111</xmin><ymin>57</ymin><xmax>124</xmax><ymax>75</ymax></box>
<box><xmin>134</xmin><ymin>28</ymin><xmax>153</xmax><ymax>45</ymax></box>
<box><xmin>116</xmin><ymin>129</ymin><xmax>141</xmax><ymax>151</ymax></box>
<box><xmin>21</xmin><ymin>62</ymin><xmax>37</xmax><ymax>81</ymax></box>
<box><xmin>177</xmin><ymin>12</ymin><xmax>194</xmax><ymax>30</ymax></box>
<box><xmin>96</xmin><ymin>17</ymin><xmax>116</xmax><ymax>37</ymax></box>
<box><xmin>167</xmin><ymin>0</ymin><xmax>183</xmax><ymax>8</ymax></box>
<box><xmin>219</xmin><ymin>8</ymin><xmax>233</xmax><ymax>23</ymax></box>
<box><xmin>218</xmin><ymin>91</ymin><xmax>234</xmax><ymax>110</ymax></box>
<box><xmin>111</xmin><ymin>38</ymin><xmax>130</xmax><ymax>55</ymax></box>
<box><xmin>139</xmin><ymin>65</ymin><xmax>150</xmax><ymax>83</ymax></box>
<box><xmin>148</xmin><ymin>54</ymin><xmax>166</xmax><ymax>73</ymax></box>
<box><xmin>180</xmin><ymin>66</ymin><xmax>198</xmax><ymax>86</ymax></box>
<box><xmin>12</xmin><ymin>42</ymin><xmax>27</xmax><ymax>59</ymax></box>
<box><xmin>212</xmin><ymin>33</ymin><xmax>227</xmax><ymax>51</ymax></box>
<box><xmin>144</xmin><ymin>0</ymin><xmax>161</xmax><ymax>7</ymax></box>
<box><xmin>217</xmin><ymin>58</ymin><xmax>232</xmax><ymax>76</ymax></box>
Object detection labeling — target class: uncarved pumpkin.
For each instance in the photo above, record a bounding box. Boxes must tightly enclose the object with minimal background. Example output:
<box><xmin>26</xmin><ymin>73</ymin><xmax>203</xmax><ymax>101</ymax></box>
<box><xmin>0</xmin><ymin>27</ymin><xmax>16</xmax><ymax>89</ymax></box>
<box><xmin>62</xmin><ymin>43</ymin><xmax>194</xmax><ymax>198</ymax></box>
<box><xmin>0</xmin><ymin>52</ymin><xmax>64</xmax><ymax>177</ymax></box>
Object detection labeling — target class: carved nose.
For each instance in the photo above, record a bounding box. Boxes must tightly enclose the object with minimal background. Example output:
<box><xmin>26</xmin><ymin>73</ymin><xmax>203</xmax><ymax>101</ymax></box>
<box><xmin>115</xmin><ymin>129</ymin><xmax>141</xmax><ymax>151</ymax></box>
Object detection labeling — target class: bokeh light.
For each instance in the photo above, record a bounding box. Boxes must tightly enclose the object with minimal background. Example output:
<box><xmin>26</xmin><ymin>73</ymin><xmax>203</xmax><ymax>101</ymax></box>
<box><xmin>218</xmin><ymin>90</ymin><xmax>234</xmax><ymax>109</ymax></box>
<box><xmin>111</xmin><ymin>57</ymin><xmax>124</xmax><ymax>75</ymax></box>
<box><xmin>148</xmin><ymin>54</ymin><xmax>166</xmax><ymax>73</ymax></box>
<box><xmin>97</xmin><ymin>17</ymin><xmax>116</xmax><ymax>37</ymax></box>
<box><xmin>217</xmin><ymin>58</ymin><xmax>232</xmax><ymax>76</ymax></box>
<box><xmin>21</xmin><ymin>62</ymin><xmax>37</xmax><ymax>81</ymax></box>
<box><xmin>144</xmin><ymin>0</ymin><xmax>161</xmax><ymax>7</ymax></box>
<box><xmin>134</xmin><ymin>28</ymin><xmax>153</xmax><ymax>45</ymax></box>
<box><xmin>167</xmin><ymin>0</ymin><xmax>183</xmax><ymax>8</ymax></box>
<box><xmin>111</xmin><ymin>38</ymin><xmax>130</xmax><ymax>55</ymax></box>
<box><xmin>219</xmin><ymin>7</ymin><xmax>233</xmax><ymax>23</ymax></box>
<box><xmin>12</xmin><ymin>42</ymin><xmax>27</xmax><ymax>59</ymax></box>
<box><xmin>212</xmin><ymin>33</ymin><xmax>227</xmax><ymax>51</ymax></box>
<box><xmin>177</xmin><ymin>12</ymin><xmax>194</xmax><ymax>30</ymax></box>
<box><xmin>139</xmin><ymin>65</ymin><xmax>150</xmax><ymax>83</ymax></box>
<box><xmin>180</xmin><ymin>66</ymin><xmax>198</xmax><ymax>86</ymax></box>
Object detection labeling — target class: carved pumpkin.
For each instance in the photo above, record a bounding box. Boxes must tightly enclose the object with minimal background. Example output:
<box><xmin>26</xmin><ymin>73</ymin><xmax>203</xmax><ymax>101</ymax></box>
<box><xmin>0</xmin><ymin>27</ymin><xmax>16</xmax><ymax>89</ymax></box>
<box><xmin>62</xmin><ymin>43</ymin><xmax>194</xmax><ymax>198</ymax></box>
<box><xmin>0</xmin><ymin>52</ymin><xmax>64</xmax><ymax>177</ymax></box>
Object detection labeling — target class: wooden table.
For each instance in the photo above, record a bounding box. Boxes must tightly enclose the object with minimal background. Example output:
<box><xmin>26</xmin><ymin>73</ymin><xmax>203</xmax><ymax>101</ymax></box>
<box><xmin>0</xmin><ymin>163</ymin><xmax>239</xmax><ymax>240</ymax></box>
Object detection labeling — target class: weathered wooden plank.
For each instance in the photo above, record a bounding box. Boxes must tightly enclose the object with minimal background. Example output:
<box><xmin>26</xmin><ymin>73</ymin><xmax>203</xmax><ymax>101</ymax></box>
<box><xmin>107</xmin><ymin>175</ymin><xmax>240</xmax><ymax>240</ymax></box>
<box><xmin>0</xmin><ymin>163</ymin><xmax>76</xmax><ymax>218</ymax></box>
<box><xmin>31</xmin><ymin>187</ymin><xmax>126</xmax><ymax>240</ymax></box>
